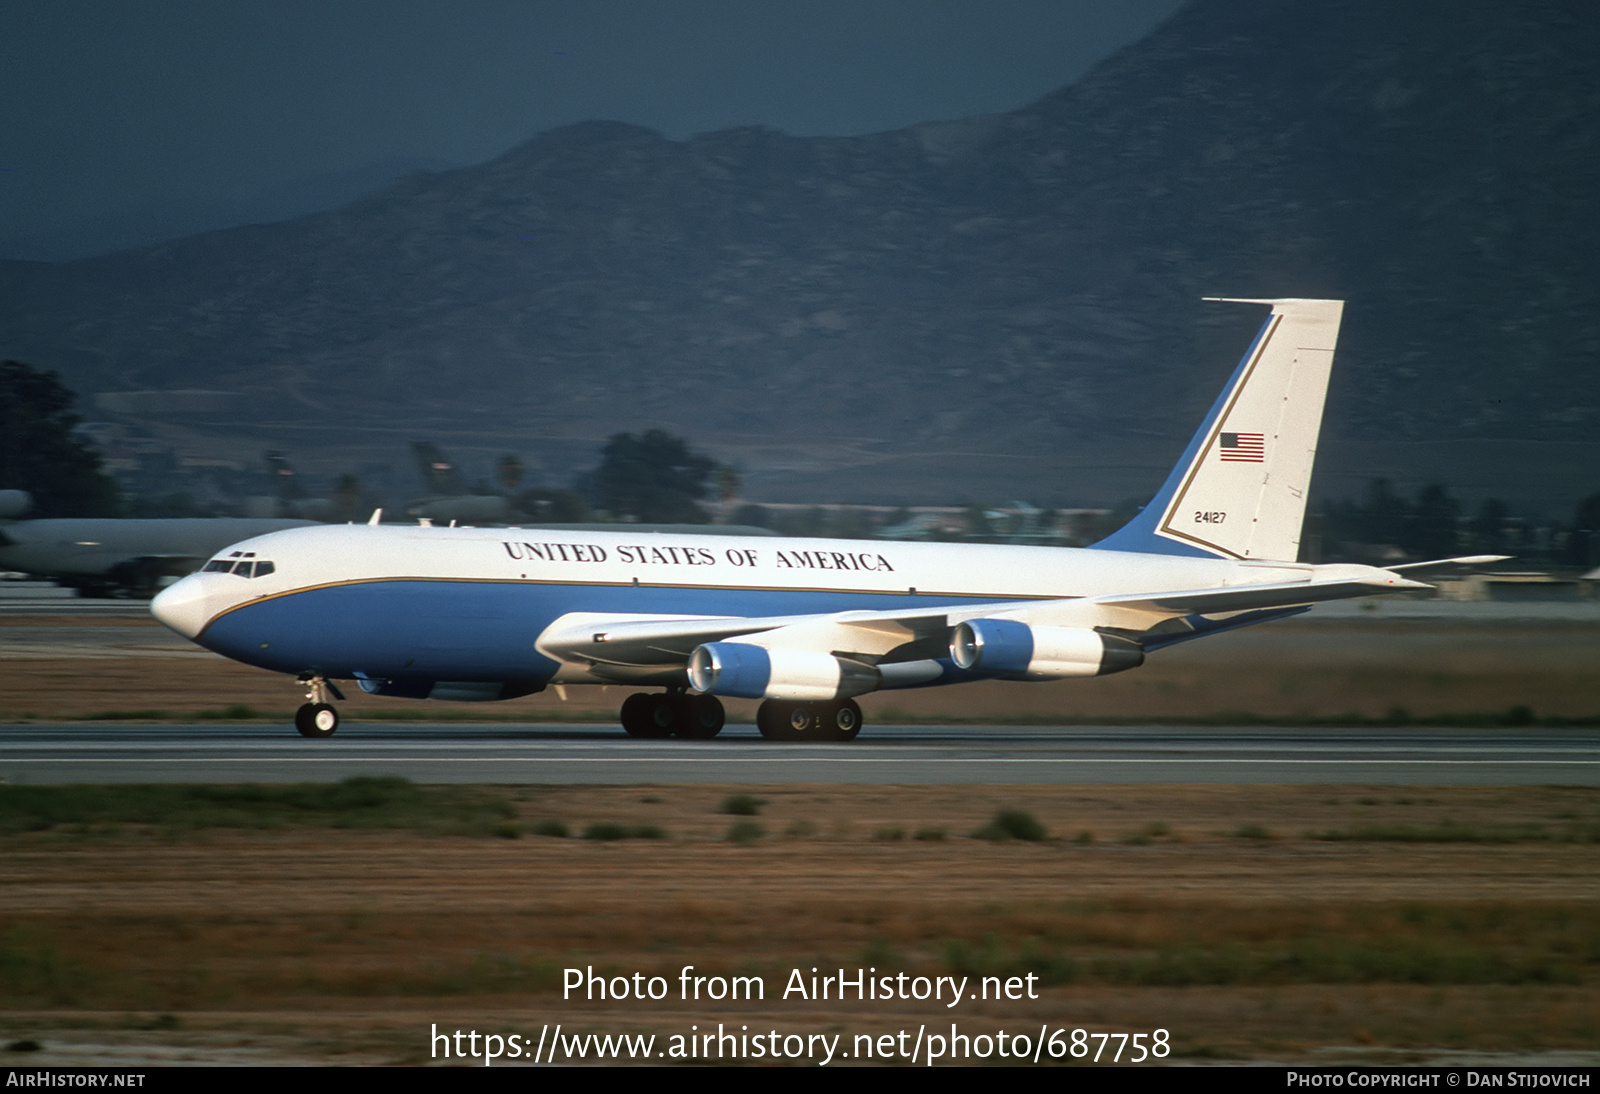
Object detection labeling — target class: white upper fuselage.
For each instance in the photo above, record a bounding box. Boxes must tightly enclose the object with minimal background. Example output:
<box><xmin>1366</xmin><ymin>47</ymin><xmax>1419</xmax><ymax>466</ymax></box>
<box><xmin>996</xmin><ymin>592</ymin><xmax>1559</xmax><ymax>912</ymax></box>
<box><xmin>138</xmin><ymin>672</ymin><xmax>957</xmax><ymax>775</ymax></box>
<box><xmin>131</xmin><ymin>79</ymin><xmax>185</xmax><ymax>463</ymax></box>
<box><xmin>155</xmin><ymin>522</ymin><xmax>1309</xmax><ymax>634</ymax></box>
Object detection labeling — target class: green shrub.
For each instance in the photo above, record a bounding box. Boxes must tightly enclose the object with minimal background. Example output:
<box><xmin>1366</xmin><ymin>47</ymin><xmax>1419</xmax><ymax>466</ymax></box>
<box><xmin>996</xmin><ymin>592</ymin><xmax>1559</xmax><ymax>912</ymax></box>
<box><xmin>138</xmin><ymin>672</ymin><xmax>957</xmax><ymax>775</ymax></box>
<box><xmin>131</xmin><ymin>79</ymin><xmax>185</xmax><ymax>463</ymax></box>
<box><xmin>0</xmin><ymin>778</ymin><xmax>514</xmax><ymax>836</ymax></box>
<box><xmin>973</xmin><ymin>809</ymin><xmax>1047</xmax><ymax>841</ymax></box>
<box><xmin>727</xmin><ymin>821</ymin><xmax>765</xmax><ymax>844</ymax></box>
<box><xmin>582</xmin><ymin>823</ymin><xmax>664</xmax><ymax>841</ymax></box>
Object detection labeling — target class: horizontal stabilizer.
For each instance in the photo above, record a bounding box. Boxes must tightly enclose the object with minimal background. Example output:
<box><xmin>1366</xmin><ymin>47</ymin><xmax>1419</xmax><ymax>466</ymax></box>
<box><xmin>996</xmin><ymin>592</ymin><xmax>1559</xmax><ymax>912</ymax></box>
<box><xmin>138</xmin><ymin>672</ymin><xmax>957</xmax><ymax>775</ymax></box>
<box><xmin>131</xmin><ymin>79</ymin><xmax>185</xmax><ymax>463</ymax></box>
<box><xmin>1094</xmin><ymin>574</ymin><xmax>1430</xmax><ymax>616</ymax></box>
<box><xmin>1386</xmin><ymin>555</ymin><xmax>1511</xmax><ymax>573</ymax></box>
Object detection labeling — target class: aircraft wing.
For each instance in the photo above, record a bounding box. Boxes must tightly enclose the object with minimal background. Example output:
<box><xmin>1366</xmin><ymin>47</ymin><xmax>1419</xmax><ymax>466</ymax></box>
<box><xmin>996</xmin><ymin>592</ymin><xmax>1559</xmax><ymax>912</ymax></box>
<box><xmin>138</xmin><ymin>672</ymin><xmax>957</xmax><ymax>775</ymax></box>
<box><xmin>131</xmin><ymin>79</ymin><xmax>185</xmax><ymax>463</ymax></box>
<box><xmin>538</xmin><ymin>567</ymin><xmax>1427</xmax><ymax>670</ymax></box>
<box><xmin>539</xmin><ymin>604</ymin><xmax>976</xmax><ymax>668</ymax></box>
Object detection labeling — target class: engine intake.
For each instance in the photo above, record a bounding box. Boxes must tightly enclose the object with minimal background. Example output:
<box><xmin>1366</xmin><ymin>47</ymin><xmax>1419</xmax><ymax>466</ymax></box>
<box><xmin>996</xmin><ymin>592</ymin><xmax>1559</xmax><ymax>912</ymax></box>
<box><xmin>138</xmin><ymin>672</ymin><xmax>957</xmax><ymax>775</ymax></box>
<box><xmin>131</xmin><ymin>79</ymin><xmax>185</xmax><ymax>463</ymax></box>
<box><xmin>950</xmin><ymin>619</ymin><xmax>1144</xmax><ymax>679</ymax></box>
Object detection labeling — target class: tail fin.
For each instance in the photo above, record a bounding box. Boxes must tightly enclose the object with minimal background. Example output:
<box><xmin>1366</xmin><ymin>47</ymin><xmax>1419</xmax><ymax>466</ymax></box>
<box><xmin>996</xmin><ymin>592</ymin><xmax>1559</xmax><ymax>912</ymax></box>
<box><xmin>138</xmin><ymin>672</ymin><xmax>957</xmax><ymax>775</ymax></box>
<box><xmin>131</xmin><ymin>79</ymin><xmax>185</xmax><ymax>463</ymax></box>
<box><xmin>1091</xmin><ymin>298</ymin><xmax>1345</xmax><ymax>561</ymax></box>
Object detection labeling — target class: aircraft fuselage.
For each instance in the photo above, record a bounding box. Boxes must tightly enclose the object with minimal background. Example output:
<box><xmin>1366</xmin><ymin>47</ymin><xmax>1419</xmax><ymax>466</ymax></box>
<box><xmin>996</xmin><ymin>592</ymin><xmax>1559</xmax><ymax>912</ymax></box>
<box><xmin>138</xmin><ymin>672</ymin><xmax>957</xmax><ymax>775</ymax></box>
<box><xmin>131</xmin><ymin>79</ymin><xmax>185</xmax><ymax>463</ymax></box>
<box><xmin>155</xmin><ymin>522</ymin><xmax>1280</xmax><ymax>686</ymax></box>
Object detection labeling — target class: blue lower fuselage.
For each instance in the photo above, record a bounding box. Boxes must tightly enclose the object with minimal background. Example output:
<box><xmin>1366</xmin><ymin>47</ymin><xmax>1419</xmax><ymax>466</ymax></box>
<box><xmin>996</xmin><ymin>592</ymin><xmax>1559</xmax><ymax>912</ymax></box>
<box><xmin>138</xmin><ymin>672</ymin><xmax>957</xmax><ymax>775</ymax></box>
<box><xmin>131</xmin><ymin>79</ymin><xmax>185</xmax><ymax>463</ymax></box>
<box><xmin>197</xmin><ymin>579</ymin><xmax>1003</xmax><ymax>684</ymax></box>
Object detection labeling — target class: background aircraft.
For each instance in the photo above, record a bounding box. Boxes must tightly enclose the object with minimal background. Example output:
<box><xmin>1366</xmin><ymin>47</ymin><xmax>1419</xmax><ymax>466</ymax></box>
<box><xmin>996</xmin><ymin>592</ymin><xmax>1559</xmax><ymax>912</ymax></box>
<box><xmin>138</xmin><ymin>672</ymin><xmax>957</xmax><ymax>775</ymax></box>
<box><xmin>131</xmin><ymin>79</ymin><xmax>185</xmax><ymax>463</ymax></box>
<box><xmin>0</xmin><ymin>489</ymin><xmax>315</xmax><ymax>597</ymax></box>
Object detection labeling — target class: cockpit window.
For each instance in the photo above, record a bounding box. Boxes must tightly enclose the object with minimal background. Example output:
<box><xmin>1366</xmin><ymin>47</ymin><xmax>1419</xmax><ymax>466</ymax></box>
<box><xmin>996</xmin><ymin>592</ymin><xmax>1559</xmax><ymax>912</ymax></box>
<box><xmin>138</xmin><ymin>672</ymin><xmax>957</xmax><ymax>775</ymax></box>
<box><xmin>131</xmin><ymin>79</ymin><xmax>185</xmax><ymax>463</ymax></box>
<box><xmin>202</xmin><ymin>558</ymin><xmax>276</xmax><ymax>577</ymax></box>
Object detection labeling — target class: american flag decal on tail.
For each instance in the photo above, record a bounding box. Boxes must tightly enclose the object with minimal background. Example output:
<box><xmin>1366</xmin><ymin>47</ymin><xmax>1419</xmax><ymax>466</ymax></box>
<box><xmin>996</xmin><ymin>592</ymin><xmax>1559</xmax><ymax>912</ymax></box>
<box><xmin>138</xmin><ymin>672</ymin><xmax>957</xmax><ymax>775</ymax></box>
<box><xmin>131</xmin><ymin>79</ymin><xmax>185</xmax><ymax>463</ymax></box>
<box><xmin>1218</xmin><ymin>432</ymin><xmax>1265</xmax><ymax>462</ymax></box>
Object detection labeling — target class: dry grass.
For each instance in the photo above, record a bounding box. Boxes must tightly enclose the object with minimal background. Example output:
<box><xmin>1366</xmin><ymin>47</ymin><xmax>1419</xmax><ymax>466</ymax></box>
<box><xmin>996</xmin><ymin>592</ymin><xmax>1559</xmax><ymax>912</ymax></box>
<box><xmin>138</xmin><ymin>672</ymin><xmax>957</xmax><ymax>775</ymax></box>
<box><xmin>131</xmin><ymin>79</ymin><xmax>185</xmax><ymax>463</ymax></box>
<box><xmin>1</xmin><ymin>784</ymin><xmax>1598</xmax><ymax>1063</ymax></box>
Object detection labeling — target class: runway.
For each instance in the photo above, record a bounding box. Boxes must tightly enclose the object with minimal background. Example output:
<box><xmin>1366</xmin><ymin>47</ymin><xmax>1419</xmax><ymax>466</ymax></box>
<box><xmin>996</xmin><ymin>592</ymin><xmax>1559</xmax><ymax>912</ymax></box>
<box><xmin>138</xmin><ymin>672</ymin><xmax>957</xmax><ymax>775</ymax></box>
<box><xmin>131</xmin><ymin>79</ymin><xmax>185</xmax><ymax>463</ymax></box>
<box><xmin>2</xmin><ymin>722</ymin><xmax>1596</xmax><ymax>785</ymax></box>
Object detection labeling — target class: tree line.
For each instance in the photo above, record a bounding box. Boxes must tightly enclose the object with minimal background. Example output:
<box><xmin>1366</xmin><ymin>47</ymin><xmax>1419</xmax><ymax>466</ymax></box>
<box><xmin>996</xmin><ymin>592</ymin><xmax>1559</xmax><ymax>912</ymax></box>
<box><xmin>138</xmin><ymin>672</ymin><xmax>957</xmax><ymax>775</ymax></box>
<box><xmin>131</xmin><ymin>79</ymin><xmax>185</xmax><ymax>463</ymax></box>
<box><xmin>1314</xmin><ymin>480</ymin><xmax>1600</xmax><ymax>570</ymax></box>
<box><xmin>4</xmin><ymin>358</ymin><xmax>1598</xmax><ymax>569</ymax></box>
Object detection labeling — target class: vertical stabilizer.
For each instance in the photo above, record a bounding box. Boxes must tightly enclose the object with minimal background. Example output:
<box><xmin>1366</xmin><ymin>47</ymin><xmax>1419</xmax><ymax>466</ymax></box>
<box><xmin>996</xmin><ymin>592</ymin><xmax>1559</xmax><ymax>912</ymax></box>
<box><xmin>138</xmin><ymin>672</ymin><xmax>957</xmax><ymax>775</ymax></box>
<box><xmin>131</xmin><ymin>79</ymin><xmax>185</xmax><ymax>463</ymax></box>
<box><xmin>1092</xmin><ymin>298</ymin><xmax>1345</xmax><ymax>561</ymax></box>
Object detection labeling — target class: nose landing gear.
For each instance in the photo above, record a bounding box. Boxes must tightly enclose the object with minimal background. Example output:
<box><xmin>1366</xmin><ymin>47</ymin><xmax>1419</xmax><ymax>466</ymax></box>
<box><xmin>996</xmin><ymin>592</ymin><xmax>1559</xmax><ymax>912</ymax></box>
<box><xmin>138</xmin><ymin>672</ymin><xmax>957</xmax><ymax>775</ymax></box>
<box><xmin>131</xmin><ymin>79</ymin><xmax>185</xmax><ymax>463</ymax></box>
<box><xmin>294</xmin><ymin>675</ymin><xmax>345</xmax><ymax>738</ymax></box>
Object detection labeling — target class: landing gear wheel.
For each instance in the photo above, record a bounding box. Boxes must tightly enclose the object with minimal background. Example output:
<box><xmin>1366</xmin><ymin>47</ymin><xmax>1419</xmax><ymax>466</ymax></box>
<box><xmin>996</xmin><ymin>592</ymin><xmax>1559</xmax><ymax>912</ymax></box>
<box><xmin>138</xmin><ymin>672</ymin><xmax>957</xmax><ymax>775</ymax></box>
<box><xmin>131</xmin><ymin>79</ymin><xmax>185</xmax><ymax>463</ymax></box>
<box><xmin>785</xmin><ymin>702</ymin><xmax>818</xmax><ymax>739</ymax></box>
<box><xmin>757</xmin><ymin>699</ymin><xmax>820</xmax><ymax>741</ymax></box>
<box><xmin>674</xmin><ymin>694</ymin><xmax>725</xmax><ymax>739</ymax></box>
<box><xmin>649</xmin><ymin>694</ymin><xmax>680</xmax><ymax>736</ymax></box>
<box><xmin>822</xmin><ymin>699</ymin><xmax>862</xmax><ymax>741</ymax></box>
<box><xmin>295</xmin><ymin>702</ymin><xmax>339</xmax><ymax>738</ymax></box>
<box><xmin>621</xmin><ymin>693</ymin><xmax>671</xmax><ymax>738</ymax></box>
<box><xmin>756</xmin><ymin>700</ymin><xmax>782</xmax><ymax>740</ymax></box>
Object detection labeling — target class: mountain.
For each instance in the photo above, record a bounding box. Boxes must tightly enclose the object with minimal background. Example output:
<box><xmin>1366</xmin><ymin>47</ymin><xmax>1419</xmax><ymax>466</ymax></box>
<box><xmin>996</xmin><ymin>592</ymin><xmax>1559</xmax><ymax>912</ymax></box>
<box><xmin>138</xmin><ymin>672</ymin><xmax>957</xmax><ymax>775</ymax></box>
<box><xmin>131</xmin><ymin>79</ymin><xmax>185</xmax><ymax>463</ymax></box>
<box><xmin>0</xmin><ymin>157</ymin><xmax>460</xmax><ymax>264</ymax></box>
<box><xmin>2</xmin><ymin>0</ymin><xmax>1596</xmax><ymax>512</ymax></box>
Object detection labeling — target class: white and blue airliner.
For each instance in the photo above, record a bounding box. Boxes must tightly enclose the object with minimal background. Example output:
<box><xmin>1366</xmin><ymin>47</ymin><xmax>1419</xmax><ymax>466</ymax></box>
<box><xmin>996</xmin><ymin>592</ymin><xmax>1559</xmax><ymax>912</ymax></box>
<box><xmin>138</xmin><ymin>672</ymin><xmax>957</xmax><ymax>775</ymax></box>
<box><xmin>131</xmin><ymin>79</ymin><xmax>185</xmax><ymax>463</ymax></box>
<box><xmin>151</xmin><ymin>299</ymin><xmax>1493</xmax><ymax>740</ymax></box>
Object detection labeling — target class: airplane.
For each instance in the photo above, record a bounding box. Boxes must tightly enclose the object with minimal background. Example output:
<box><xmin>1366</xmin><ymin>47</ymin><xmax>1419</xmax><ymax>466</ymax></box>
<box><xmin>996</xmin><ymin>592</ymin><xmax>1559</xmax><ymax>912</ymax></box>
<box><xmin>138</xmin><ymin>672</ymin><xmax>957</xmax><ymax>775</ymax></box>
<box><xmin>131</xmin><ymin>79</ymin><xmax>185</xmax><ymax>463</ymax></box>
<box><xmin>149</xmin><ymin>298</ymin><xmax>1502</xmax><ymax>740</ymax></box>
<box><xmin>0</xmin><ymin>490</ymin><xmax>316</xmax><ymax>597</ymax></box>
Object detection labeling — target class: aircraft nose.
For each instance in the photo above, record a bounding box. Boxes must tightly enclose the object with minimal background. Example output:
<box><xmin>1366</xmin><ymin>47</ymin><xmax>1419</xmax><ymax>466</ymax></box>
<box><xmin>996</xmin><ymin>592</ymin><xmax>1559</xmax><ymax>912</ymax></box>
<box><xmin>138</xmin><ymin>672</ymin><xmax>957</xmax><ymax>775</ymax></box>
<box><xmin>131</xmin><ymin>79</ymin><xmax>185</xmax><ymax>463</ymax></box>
<box><xmin>150</xmin><ymin>574</ymin><xmax>214</xmax><ymax>639</ymax></box>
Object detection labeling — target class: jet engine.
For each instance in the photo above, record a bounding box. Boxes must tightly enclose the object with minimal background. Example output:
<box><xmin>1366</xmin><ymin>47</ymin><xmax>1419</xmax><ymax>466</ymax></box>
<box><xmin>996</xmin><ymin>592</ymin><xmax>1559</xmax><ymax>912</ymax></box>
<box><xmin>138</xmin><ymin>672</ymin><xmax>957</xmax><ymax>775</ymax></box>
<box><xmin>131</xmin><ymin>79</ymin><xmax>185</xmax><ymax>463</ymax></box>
<box><xmin>688</xmin><ymin>642</ymin><xmax>879</xmax><ymax>701</ymax></box>
<box><xmin>949</xmin><ymin>619</ymin><xmax>1144</xmax><ymax>679</ymax></box>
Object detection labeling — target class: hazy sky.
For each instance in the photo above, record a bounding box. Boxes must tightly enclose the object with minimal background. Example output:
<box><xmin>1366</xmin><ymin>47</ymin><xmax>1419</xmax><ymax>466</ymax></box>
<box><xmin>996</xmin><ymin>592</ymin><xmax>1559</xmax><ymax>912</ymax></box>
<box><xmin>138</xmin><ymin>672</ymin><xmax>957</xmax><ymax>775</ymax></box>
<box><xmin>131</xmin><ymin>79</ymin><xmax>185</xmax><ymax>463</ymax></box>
<box><xmin>0</xmin><ymin>1</ymin><xmax>1182</xmax><ymax>259</ymax></box>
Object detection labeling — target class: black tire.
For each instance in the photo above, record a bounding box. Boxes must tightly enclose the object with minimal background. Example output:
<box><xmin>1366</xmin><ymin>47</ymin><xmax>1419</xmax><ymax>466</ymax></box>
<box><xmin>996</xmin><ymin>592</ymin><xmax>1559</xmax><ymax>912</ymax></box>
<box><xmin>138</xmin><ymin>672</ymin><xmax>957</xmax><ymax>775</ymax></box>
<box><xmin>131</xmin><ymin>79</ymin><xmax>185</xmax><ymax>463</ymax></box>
<box><xmin>295</xmin><ymin>702</ymin><xmax>339</xmax><ymax>738</ymax></box>
<box><xmin>648</xmin><ymin>694</ymin><xmax>679</xmax><ymax>736</ymax></box>
<box><xmin>757</xmin><ymin>699</ymin><xmax>818</xmax><ymax>741</ymax></box>
<box><xmin>674</xmin><ymin>694</ymin><xmax>725</xmax><ymax>739</ymax></box>
<box><xmin>621</xmin><ymin>693</ymin><xmax>670</xmax><ymax>738</ymax></box>
<box><xmin>823</xmin><ymin>699</ymin><xmax>863</xmax><ymax>741</ymax></box>
<box><xmin>756</xmin><ymin>700</ymin><xmax>785</xmax><ymax>740</ymax></box>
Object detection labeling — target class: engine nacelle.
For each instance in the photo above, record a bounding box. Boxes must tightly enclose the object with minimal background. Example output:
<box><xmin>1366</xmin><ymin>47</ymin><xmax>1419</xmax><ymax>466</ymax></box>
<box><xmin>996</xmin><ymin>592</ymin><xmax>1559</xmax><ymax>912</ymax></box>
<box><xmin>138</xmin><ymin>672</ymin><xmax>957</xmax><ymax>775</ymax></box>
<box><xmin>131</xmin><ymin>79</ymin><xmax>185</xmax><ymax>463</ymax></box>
<box><xmin>949</xmin><ymin>619</ymin><xmax>1144</xmax><ymax>679</ymax></box>
<box><xmin>688</xmin><ymin>642</ymin><xmax>879</xmax><ymax>701</ymax></box>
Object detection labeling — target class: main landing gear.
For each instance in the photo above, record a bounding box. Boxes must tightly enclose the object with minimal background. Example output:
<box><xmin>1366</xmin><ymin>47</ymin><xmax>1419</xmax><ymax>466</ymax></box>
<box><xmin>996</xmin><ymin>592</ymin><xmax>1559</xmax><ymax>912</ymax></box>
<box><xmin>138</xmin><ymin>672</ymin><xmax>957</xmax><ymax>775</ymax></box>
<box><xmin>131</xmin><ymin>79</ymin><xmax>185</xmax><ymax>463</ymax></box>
<box><xmin>618</xmin><ymin>694</ymin><xmax>863</xmax><ymax>741</ymax></box>
<box><xmin>755</xmin><ymin>698</ymin><xmax>862</xmax><ymax>742</ymax></box>
<box><xmin>295</xmin><ymin>675</ymin><xmax>345</xmax><ymax>738</ymax></box>
<box><xmin>620</xmin><ymin>691</ymin><xmax>725</xmax><ymax>739</ymax></box>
